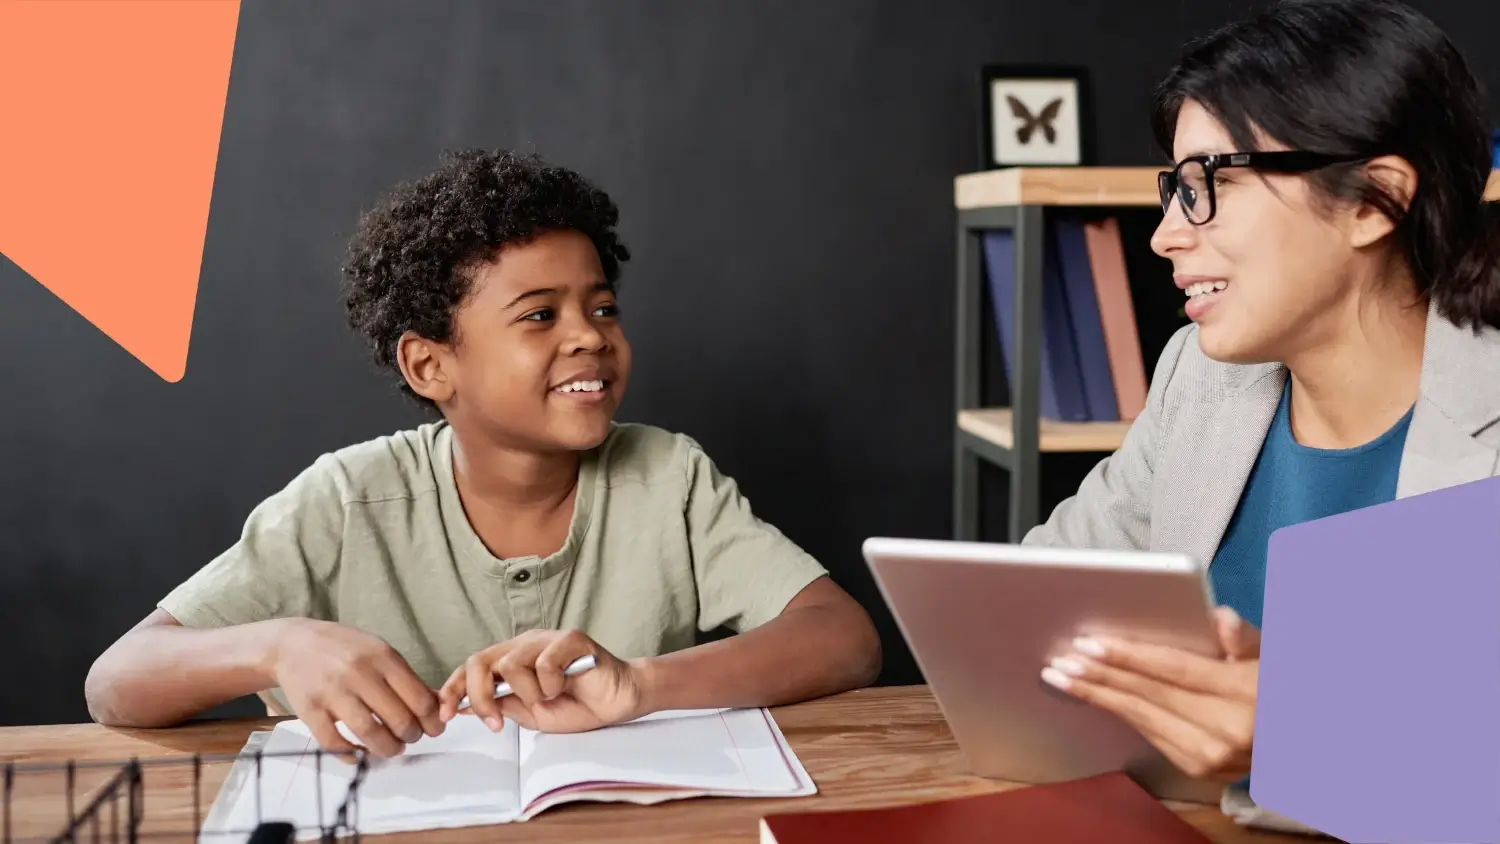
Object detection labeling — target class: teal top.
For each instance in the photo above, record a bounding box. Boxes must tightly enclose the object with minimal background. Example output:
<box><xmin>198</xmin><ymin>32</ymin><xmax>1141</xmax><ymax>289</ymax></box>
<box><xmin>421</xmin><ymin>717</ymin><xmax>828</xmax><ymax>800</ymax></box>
<box><xmin>1210</xmin><ymin>381</ymin><xmax>1414</xmax><ymax>630</ymax></box>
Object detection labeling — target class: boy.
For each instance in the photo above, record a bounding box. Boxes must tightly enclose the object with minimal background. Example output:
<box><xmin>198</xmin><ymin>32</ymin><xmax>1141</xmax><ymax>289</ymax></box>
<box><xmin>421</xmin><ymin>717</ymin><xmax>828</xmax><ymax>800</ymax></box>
<box><xmin>84</xmin><ymin>150</ymin><xmax>882</xmax><ymax>757</ymax></box>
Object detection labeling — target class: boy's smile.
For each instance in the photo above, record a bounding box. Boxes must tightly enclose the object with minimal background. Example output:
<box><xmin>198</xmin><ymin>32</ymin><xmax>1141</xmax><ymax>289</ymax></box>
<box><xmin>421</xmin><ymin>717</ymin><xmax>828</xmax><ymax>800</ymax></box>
<box><xmin>550</xmin><ymin>368</ymin><xmax>616</xmax><ymax>404</ymax></box>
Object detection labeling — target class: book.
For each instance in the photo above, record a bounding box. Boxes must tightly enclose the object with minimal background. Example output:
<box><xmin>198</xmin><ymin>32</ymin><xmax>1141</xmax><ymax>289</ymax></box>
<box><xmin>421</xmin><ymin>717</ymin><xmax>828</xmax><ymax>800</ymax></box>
<box><xmin>1082</xmin><ymin>217</ymin><xmax>1148</xmax><ymax>421</ymax></box>
<box><xmin>1038</xmin><ymin>224</ymin><xmax>1092</xmax><ymax>422</ymax></box>
<box><xmin>202</xmin><ymin>707</ymin><xmax>815</xmax><ymax>841</ymax></box>
<box><xmin>982</xmin><ymin>229</ymin><xmax>1061</xmax><ymax>420</ymax></box>
<box><xmin>981</xmin><ymin>230</ymin><xmax>1090</xmax><ymax>422</ymax></box>
<box><xmin>759</xmin><ymin>771</ymin><xmax>1214</xmax><ymax>844</ymax></box>
<box><xmin>1052</xmin><ymin>217</ymin><xmax>1120</xmax><ymax>422</ymax></box>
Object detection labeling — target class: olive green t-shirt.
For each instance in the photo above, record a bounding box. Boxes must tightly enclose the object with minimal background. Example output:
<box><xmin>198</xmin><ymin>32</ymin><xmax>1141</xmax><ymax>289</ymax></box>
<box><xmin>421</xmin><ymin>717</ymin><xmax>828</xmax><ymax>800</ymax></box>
<box><xmin>158</xmin><ymin>421</ymin><xmax>829</xmax><ymax>709</ymax></box>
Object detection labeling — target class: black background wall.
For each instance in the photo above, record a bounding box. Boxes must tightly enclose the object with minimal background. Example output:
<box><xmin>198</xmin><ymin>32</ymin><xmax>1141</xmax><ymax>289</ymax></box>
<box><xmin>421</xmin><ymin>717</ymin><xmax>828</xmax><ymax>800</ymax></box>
<box><xmin>2</xmin><ymin>0</ymin><xmax>1496</xmax><ymax>727</ymax></box>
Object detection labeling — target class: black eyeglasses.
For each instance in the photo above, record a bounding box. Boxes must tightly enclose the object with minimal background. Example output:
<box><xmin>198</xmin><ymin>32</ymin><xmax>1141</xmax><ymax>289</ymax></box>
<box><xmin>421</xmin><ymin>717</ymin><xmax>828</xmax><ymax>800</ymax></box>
<box><xmin>1158</xmin><ymin>151</ymin><xmax>1363</xmax><ymax>225</ymax></box>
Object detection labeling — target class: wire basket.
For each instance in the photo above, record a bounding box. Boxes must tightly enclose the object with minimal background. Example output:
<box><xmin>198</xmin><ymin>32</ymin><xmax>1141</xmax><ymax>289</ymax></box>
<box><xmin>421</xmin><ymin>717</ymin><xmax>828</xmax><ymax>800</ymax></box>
<box><xmin>2</xmin><ymin>745</ymin><xmax>369</xmax><ymax>844</ymax></box>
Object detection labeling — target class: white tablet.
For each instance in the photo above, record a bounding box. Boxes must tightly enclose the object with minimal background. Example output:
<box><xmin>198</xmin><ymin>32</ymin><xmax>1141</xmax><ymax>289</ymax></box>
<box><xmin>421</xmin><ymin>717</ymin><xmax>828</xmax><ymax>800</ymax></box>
<box><xmin>862</xmin><ymin>536</ymin><xmax>1224</xmax><ymax>804</ymax></box>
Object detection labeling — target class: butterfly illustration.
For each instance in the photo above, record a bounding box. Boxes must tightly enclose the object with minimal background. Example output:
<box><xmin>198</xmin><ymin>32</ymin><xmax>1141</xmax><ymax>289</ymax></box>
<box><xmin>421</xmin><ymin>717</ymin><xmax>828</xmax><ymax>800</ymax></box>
<box><xmin>1006</xmin><ymin>94</ymin><xmax>1063</xmax><ymax>145</ymax></box>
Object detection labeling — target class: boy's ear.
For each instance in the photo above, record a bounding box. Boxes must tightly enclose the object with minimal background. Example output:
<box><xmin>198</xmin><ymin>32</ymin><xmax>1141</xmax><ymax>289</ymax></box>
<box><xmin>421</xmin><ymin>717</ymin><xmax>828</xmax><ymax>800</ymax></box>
<box><xmin>396</xmin><ymin>330</ymin><xmax>457</xmax><ymax>404</ymax></box>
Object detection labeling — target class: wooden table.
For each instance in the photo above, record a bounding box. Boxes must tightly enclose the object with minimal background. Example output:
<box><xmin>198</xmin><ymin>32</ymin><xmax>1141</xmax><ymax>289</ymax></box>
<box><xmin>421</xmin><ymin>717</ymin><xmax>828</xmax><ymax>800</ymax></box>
<box><xmin>0</xmin><ymin>685</ymin><xmax>1307</xmax><ymax>843</ymax></box>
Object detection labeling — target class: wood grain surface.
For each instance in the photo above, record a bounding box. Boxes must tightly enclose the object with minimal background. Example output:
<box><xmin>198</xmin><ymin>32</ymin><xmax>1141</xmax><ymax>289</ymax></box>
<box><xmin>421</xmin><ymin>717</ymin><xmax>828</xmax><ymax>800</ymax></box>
<box><xmin>0</xmin><ymin>685</ymin><xmax>1309</xmax><ymax>843</ymax></box>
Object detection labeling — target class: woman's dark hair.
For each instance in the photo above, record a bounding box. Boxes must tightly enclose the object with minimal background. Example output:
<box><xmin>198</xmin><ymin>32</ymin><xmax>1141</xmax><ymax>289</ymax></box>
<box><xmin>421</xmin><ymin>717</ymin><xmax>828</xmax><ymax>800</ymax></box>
<box><xmin>1151</xmin><ymin>0</ymin><xmax>1500</xmax><ymax>331</ymax></box>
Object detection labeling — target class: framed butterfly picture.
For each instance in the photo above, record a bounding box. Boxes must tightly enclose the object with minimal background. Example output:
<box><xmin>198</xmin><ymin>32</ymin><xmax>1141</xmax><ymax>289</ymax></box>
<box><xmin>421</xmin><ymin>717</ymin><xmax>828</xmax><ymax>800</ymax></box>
<box><xmin>979</xmin><ymin>64</ymin><xmax>1094</xmax><ymax>169</ymax></box>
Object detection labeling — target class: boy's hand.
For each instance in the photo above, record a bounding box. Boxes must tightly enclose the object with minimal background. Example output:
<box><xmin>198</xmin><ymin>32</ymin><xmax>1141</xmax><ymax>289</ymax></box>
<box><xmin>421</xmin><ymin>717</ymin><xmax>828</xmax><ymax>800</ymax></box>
<box><xmin>437</xmin><ymin>630</ymin><xmax>648</xmax><ymax>734</ymax></box>
<box><xmin>267</xmin><ymin>618</ymin><xmax>444</xmax><ymax>758</ymax></box>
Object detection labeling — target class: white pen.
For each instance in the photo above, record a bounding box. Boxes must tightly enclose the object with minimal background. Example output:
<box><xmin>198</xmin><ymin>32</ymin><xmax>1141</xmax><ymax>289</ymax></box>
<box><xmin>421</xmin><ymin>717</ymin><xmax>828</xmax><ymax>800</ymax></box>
<box><xmin>455</xmin><ymin>655</ymin><xmax>598</xmax><ymax>712</ymax></box>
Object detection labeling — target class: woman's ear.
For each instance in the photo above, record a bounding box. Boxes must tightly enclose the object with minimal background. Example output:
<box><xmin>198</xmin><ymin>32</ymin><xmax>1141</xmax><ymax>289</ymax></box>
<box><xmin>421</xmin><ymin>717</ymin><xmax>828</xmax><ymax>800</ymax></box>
<box><xmin>1349</xmin><ymin>154</ymin><xmax>1418</xmax><ymax>249</ymax></box>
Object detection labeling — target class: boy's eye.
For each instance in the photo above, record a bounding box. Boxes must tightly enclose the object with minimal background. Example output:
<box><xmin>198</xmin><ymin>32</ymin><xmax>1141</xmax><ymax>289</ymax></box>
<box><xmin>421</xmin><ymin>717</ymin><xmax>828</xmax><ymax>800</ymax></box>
<box><xmin>522</xmin><ymin>308</ymin><xmax>554</xmax><ymax>322</ymax></box>
<box><xmin>593</xmin><ymin>302</ymin><xmax>619</xmax><ymax>318</ymax></box>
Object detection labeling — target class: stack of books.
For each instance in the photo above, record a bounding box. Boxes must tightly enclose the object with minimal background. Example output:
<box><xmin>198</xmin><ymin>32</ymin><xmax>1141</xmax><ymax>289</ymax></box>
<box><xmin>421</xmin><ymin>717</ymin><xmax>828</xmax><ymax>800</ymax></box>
<box><xmin>982</xmin><ymin>216</ymin><xmax>1148</xmax><ymax>424</ymax></box>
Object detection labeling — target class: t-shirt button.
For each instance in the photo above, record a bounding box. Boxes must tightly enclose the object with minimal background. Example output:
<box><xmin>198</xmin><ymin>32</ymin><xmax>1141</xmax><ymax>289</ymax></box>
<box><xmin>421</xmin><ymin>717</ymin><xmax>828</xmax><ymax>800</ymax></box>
<box><xmin>512</xmin><ymin>569</ymin><xmax>531</xmax><ymax>584</ymax></box>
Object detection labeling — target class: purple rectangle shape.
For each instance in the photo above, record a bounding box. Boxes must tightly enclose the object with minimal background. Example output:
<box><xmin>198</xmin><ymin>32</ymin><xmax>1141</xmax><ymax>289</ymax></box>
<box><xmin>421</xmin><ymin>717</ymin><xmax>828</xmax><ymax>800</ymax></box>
<box><xmin>1251</xmin><ymin>475</ymin><xmax>1500</xmax><ymax>843</ymax></box>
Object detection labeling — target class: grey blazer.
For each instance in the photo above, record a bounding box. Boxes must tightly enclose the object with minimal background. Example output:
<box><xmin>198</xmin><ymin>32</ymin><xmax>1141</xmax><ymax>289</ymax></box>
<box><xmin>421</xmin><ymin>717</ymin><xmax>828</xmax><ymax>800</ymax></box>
<box><xmin>1022</xmin><ymin>298</ymin><xmax>1500</xmax><ymax>562</ymax></box>
<box><xmin>1019</xmin><ymin>299</ymin><xmax>1500</xmax><ymax>834</ymax></box>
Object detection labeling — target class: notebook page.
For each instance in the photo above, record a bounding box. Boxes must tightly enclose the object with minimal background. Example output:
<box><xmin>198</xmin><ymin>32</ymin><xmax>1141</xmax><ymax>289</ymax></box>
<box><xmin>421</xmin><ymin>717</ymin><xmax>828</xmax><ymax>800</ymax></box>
<box><xmin>517</xmin><ymin>707</ymin><xmax>805</xmax><ymax>808</ymax></box>
<box><xmin>204</xmin><ymin>716</ymin><xmax>524</xmax><ymax>841</ymax></box>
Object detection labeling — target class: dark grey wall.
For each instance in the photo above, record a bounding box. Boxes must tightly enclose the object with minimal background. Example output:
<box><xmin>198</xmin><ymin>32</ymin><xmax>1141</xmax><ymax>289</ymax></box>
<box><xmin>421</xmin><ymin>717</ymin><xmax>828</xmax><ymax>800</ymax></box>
<box><xmin>2</xmin><ymin>0</ymin><xmax>1496</xmax><ymax>726</ymax></box>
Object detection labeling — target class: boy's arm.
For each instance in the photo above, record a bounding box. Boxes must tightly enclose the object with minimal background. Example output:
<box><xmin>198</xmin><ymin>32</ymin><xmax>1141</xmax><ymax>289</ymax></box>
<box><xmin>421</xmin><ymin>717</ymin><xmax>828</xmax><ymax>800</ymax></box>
<box><xmin>86</xmin><ymin>608</ymin><xmax>442</xmax><ymax>757</ymax></box>
<box><xmin>84</xmin><ymin>608</ymin><xmax>283</xmax><ymax>727</ymax></box>
<box><xmin>435</xmin><ymin>577</ymin><xmax>880</xmax><ymax>732</ymax></box>
<box><xmin>633</xmin><ymin>573</ymin><xmax>881</xmax><ymax>713</ymax></box>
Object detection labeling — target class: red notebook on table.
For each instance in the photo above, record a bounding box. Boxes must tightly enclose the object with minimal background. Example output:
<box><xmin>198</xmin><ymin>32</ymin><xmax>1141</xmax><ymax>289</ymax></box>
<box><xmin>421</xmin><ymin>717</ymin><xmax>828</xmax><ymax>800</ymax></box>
<box><xmin>759</xmin><ymin>772</ymin><xmax>1214</xmax><ymax>844</ymax></box>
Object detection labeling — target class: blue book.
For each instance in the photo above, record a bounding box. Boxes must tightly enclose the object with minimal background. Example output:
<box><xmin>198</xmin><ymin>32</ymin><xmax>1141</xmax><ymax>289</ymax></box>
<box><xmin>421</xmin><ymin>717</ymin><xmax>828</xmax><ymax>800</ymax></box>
<box><xmin>980</xmin><ymin>231</ymin><xmax>1089</xmax><ymax>422</ymax></box>
<box><xmin>1051</xmin><ymin>218</ymin><xmax>1120</xmax><ymax>422</ymax></box>
<box><xmin>1039</xmin><ymin>228</ymin><xmax>1091</xmax><ymax>422</ymax></box>
<box><xmin>982</xmin><ymin>230</ymin><xmax>1059</xmax><ymax>420</ymax></box>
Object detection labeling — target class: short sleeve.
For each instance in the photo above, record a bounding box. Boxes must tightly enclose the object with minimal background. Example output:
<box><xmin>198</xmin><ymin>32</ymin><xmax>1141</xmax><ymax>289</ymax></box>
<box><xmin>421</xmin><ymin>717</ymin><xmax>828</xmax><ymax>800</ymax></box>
<box><xmin>682</xmin><ymin>440</ymin><xmax>829</xmax><ymax>634</ymax></box>
<box><xmin>158</xmin><ymin>455</ymin><xmax>347</xmax><ymax>629</ymax></box>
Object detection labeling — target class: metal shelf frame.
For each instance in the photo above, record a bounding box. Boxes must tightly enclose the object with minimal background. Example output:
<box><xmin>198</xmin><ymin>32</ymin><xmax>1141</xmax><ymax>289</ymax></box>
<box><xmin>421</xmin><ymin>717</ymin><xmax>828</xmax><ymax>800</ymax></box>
<box><xmin>953</xmin><ymin>204</ymin><xmax>1045</xmax><ymax>543</ymax></box>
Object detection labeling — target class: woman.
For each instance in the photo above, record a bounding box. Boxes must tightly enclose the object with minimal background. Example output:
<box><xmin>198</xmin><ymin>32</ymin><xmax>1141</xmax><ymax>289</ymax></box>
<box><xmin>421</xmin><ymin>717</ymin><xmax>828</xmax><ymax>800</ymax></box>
<box><xmin>1024</xmin><ymin>0</ymin><xmax>1500</xmax><ymax>832</ymax></box>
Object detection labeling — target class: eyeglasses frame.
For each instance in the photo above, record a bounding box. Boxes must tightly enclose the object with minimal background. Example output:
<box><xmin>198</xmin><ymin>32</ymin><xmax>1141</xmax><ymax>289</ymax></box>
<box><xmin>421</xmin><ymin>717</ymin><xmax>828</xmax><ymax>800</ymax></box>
<box><xmin>1158</xmin><ymin>150</ymin><xmax>1366</xmax><ymax>225</ymax></box>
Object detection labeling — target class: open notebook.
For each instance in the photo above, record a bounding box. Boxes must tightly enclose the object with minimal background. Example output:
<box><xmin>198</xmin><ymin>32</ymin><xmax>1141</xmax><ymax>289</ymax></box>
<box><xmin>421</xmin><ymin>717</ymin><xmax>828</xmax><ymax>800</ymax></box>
<box><xmin>202</xmin><ymin>707</ymin><xmax>815</xmax><ymax>840</ymax></box>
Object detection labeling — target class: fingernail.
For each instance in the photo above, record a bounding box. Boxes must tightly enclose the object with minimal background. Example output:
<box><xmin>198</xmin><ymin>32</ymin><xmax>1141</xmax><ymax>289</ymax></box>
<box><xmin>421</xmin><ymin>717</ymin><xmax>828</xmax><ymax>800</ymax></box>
<box><xmin>1050</xmin><ymin>656</ymin><xmax>1086</xmax><ymax>677</ymax></box>
<box><xmin>484</xmin><ymin>716</ymin><xmax>503</xmax><ymax>731</ymax></box>
<box><xmin>1040</xmin><ymin>666</ymin><xmax>1072</xmax><ymax>690</ymax></box>
<box><xmin>1072</xmin><ymin>637</ymin><xmax>1106</xmax><ymax>657</ymax></box>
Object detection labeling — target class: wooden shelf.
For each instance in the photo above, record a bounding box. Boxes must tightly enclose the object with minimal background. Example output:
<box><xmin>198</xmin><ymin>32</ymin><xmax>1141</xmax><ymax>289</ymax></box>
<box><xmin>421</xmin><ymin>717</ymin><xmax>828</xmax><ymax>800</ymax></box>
<box><xmin>955</xmin><ymin>167</ymin><xmax>1160</xmax><ymax>209</ymax></box>
<box><xmin>954</xmin><ymin>166</ymin><xmax>1500</xmax><ymax>210</ymax></box>
<box><xmin>958</xmin><ymin>408</ymin><xmax>1132</xmax><ymax>453</ymax></box>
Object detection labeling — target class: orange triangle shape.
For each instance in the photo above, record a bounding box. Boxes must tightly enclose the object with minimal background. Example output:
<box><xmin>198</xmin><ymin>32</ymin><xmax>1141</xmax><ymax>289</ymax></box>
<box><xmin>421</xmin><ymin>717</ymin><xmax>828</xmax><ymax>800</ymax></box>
<box><xmin>0</xmin><ymin>0</ymin><xmax>241</xmax><ymax>382</ymax></box>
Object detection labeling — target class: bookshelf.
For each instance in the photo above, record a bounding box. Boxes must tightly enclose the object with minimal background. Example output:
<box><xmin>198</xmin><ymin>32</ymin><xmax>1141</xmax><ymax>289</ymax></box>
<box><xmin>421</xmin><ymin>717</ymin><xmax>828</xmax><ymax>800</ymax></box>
<box><xmin>952</xmin><ymin>166</ymin><xmax>1500</xmax><ymax>543</ymax></box>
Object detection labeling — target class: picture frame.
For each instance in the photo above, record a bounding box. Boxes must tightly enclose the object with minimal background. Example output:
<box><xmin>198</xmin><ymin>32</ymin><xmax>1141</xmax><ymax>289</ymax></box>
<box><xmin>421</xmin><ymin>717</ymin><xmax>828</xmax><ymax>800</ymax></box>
<box><xmin>979</xmin><ymin>64</ymin><xmax>1094</xmax><ymax>169</ymax></box>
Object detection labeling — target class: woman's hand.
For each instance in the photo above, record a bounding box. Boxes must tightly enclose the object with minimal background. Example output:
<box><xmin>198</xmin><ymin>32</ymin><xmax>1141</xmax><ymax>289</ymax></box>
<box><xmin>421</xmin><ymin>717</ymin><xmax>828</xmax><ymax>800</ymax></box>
<box><xmin>437</xmin><ymin>629</ymin><xmax>648</xmax><ymax>734</ymax></box>
<box><xmin>1040</xmin><ymin>606</ymin><xmax>1261</xmax><ymax>782</ymax></box>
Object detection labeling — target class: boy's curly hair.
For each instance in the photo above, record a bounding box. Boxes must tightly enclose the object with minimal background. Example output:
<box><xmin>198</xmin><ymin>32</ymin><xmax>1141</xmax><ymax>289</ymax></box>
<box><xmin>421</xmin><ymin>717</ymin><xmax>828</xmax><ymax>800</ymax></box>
<box><xmin>340</xmin><ymin>149</ymin><xmax>631</xmax><ymax>409</ymax></box>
